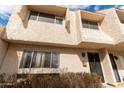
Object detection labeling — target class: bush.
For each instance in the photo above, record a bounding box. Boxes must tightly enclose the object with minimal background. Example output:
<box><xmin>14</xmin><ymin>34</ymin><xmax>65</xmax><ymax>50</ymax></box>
<box><xmin>14</xmin><ymin>73</ymin><xmax>102</xmax><ymax>88</ymax></box>
<box><xmin>0</xmin><ymin>73</ymin><xmax>17</xmax><ymax>88</ymax></box>
<box><xmin>0</xmin><ymin>73</ymin><xmax>17</xmax><ymax>83</ymax></box>
<box><xmin>0</xmin><ymin>73</ymin><xmax>102</xmax><ymax>88</ymax></box>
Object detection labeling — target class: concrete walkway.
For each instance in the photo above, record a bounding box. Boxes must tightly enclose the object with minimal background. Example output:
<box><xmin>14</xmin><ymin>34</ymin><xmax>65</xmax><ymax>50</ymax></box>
<box><xmin>117</xmin><ymin>83</ymin><xmax>124</xmax><ymax>88</ymax></box>
<box><xmin>106</xmin><ymin>83</ymin><xmax>124</xmax><ymax>88</ymax></box>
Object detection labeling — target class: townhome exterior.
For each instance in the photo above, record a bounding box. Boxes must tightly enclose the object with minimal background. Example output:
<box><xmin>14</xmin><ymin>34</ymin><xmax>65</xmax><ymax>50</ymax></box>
<box><xmin>0</xmin><ymin>5</ymin><xmax>124</xmax><ymax>87</ymax></box>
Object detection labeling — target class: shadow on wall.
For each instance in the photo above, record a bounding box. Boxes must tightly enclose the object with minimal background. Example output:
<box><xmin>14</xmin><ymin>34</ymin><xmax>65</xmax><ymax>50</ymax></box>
<box><xmin>21</xmin><ymin>14</ymin><xmax>29</xmax><ymax>29</ymax></box>
<box><xmin>0</xmin><ymin>45</ymin><xmax>19</xmax><ymax>74</ymax></box>
<box><xmin>115</xmin><ymin>56</ymin><xmax>124</xmax><ymax>70</ymax></box>
<box><xmin>0</xmin><ymin>26</ymin><xmax>9</xmax><ymax>73</ymax></box>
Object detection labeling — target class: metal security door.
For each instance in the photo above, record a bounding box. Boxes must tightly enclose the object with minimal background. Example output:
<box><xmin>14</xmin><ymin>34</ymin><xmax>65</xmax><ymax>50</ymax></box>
<box><xmin>88</xmin><ymin>52</ymin><xmax>104</xmax><ymax>82</ymax></box>
<box><xmin>109</xmin><ymin>54</ymin><xmax>121</xmax><ymax>82</ymax></box>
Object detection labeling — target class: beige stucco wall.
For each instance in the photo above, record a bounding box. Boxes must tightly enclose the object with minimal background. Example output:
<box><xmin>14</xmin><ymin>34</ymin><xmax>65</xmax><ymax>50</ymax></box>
<box><xmin>99</xmin><ymin>8</ymin><xmax>124</xmax><ymax>44</ymax></box>
<box><xmin>79</xmin><ymin>11</ymin><xmax>114</xmax><ymax>44</ymax></box>
<box><xmin>3</xmin><ymin>5</ymin><xmax>79</xmax><ymax>46</ymax></box>
<box><xmin>1</xmin><ymin>42</ymin><xmax>123</xmax><ymax>86</ymax></box>
<box><xmin>100</xmin><ymin>49</ymin><xmax>117</xmax><ymax>86</ymax></box>
<box><xmin>3</xmin><ymin>5</ymin><xmax>122</xmax><ymax>48</ymax></box>
<box><xmin>0</xmin><ymin>25</ymin><xmax>8</xmax><ymax>69</ymax></box>
<box><xmin>0</xmin><ymin>44</ymin><xmax>91</xmax><ymax>74</ymax></box>
<box><xmin>2</xmin><ymin>5</ymin><xmax>124</xmax><ymax>86</ymax></box>
<box><xmin>75</xmin><ymin>10</ymin><xmax>82</xmax><ymax>44</ymax></box>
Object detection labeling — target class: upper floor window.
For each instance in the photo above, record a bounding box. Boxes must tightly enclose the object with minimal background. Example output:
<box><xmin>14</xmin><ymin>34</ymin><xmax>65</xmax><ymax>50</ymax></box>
<box><xmin>29</xmin><ymin>11</ymin><xmax>63</xmax><ymax>24</ymax></box>
<box><xmin>19</xmin><ymin>50</ymin><xmax>59</xmax><ymax>69</ymax></box>
<box><xmin>82</xmin><ymin>20</ymin><xmax>99</xmax><ymax>30</ymax></box>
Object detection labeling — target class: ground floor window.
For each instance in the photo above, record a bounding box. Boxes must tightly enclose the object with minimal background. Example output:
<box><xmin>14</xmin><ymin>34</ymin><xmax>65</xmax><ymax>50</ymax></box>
<box><xmin>19</xmin><ymin>50</ymin><xmax>59</xmax><ymax>69</ymax></box>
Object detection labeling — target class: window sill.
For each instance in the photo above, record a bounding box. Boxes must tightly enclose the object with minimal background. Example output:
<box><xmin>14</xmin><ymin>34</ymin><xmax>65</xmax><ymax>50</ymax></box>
<box><xmin>29</xmin><ymin>20</ymin><xmax>63</xmax><ymax>26</ymax></box>
<box><xmin>18</xmin><ymin>68</ymin><xmax>62</xmax><ymax>74</ymax></box>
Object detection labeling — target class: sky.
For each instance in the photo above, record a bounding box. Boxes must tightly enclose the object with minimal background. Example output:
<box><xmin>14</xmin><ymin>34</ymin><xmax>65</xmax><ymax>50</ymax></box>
<box><xmin>0</xmin><ymin>5</ymin><xmax>124</xmax><ymax>26</ymax></box>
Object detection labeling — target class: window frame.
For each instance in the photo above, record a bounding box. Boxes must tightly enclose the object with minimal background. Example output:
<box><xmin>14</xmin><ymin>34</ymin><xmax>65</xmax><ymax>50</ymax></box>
<box><xmin>28</xmin><ymin>11</ymin><xmax>39</xmax><ymax>21</ymax></box>
<box><xmin>19</xmin><ymin>50</ymin><xmax>34</xmax><ymax>68</ymax></box>
<box><xmin>38</xmin><ymin>12</ymin><xmax>55</xmax><ymax>23</ymax></box>
<box><xmin>51</xmin><ymin>52</ymin><xmax>60</xmax><ymax>68</ymax></box>
<box><xmin>31</xmin><ymin>51</ymin><xmax>43</xmax><ymax>68</ymax></box>
<box><xmin>82</xmin><ymin>20</ymin><xmax>99</xmax><ymax>30</ymax></box>
<box><xmin>19</xmin><ymin>50</ymin><xmax>60</xmax><ymax>69</ymax></box>
<box><xmin>29</xmin><ymin>11</ymin><xmax>63</xmax><ymax>25</ymax></box>
<box><xmin>55</xmin><ymin>16</ymin><xmax>63</xmax><ymax>24</ymax></box>
<box><xmin>43</xmin><ymin>51</ymin><xmax>52</xmax><ymax>68</ymax></box>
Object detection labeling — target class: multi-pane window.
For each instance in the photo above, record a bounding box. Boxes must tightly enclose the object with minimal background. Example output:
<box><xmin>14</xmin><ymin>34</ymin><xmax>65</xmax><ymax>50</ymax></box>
<box><xmin>19</xmin><ymin>50</ymin><xmax>59</xmax><ymax>68</ymax></box>
<box><xmin>55</xmin><ymin>17</ymin><xmax>63</xmax><ymax>24</ymax></box>
<box><xmin>29</xmin><ymin>11</ymin><xmax>38</xmax><ymax>20</ymax></box>
<box><xmin>19</xmin><ymin>51</ymin><xmax>33</xmax><ymax>68</ymax></box>
<box><xmin>82</xmin><ymin>20</ymin><xmax>99</xmax><ymax>30</ymax></box>
<box><xmin>29</xmin><ymin>11</ymin><xmax>63</xmax><ymax>24</ymax></box>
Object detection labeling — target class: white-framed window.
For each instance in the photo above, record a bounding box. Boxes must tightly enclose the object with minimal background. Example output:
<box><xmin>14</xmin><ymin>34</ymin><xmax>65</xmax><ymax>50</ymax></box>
<box><xmin>55</xmin><ymin>16</ymin><xmax>63</xmax><ymax>24</ymax></box>
<box><xmin>29</xmin><ymin>11</ymin><xmax>63</xmax><ymax>25</ymax></box>
<box><xmin>19</xmin><ymin>50</ymin><xmax>60</xmax><ymax>68</ymax></box>
<box><xmin>82</xmin><ymin>20</ymin><xmax>99</xmax><ymax>30</ymax></box>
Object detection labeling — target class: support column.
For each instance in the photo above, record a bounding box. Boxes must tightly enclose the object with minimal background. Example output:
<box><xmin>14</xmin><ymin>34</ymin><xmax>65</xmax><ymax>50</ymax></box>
<box><xmin>100</xmin><ymin>48</ymin><xmax>117</xmax><ymax>86</ymax></box>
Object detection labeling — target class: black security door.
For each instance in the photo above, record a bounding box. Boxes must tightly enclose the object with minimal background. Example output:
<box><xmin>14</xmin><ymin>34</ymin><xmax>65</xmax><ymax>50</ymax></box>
<box><xmin>88</xmin><ymin>52</ymin><xmax>104</xmax><ymax>82</ymax></box>
<box><xmin>109</xmin><ymin>54</ymin><xmax>121</xmax><ymax>82</ymax></box>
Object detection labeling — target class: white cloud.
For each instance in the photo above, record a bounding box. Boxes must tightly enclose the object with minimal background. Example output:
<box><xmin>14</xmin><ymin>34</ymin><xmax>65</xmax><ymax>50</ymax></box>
<box><xmin>113</xmin><ymin>5</ymin><xmax>124</xmax><ymax>10</ymax></box>
<box><xmin>114</xmin><ymin>5</ymin><xmax>120</xmax><ymax>8</ymax></box>
<box><xmin>79</xmin><ymin>5</ymin><xmax>90</xmax><ymax>9</ymax></box>
<box><xmin>94</xmin><ymin>6</ymin><xmax>101</xmax><ymax>11</ymax></box>
<box><xmin>69</xmin><ymin>5</ymin><xmax>91</xmax><ymax>10</ymax></box>
<box><xmin>69</xmin><ymin>5</ymin><xmax>78</xmax><ymax>9</ymax></box>
<box><xmin>118</xmin><ymin>5</ymin><xmax>124</xmax><ymax>9</ymax></box>
<box><xmin>0</xmin><ymin>6</ymin><xmax>13</xmax><ymax>20</ymax></box>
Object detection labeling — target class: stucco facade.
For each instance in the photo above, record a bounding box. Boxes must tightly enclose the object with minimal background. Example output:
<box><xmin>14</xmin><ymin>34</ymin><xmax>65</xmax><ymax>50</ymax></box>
<box><xmin>1</xmin><ymin>5</ymin><xmax>124</xmax><ymax>87</ymax></box>
<box><xmin>0</xmin><ymin>25</ymin><xmax>8</xmax><ymax>69</ymax></box>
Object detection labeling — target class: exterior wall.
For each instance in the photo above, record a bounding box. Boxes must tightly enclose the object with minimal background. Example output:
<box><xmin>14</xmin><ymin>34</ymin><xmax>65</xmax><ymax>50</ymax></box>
<box><xmin>3</xmin><ymin>5</ymin><xmax>79</xmax><ymax>45</ymax></box>
<box><xmin>1</xmin><ymin>42</ymin><xmax>121</xmax><ymax>86</ymax></box>
<box><xmin>75</xmin><ymin>10</ymin><xmax>82</xmax><ymax>44</ymax></box>
<box><xmin>2</xmin><ymin>6</ymin><xmax>121</xmax><ymax>47</ymax></box>
<box><xmin>1</xmin><ymin>42</ymin><xmax>123</xmax><ymax>86</ymax></box>
<box><xmin>99</xmin><ymin>8</ymin><xmax>124</xmax><ymax>44</ymax></box>
<box><xmin>2</xmin><ymin>5</ymin><xmax>124</xmax><ymax>87</ymax></box>
<box><xmin>0</xmin><ymin>44</ymin><xmax>90</xmax><ymax>74</ymax></box>
<box><xmin>81</xmin><ymin>23</ymin><xmax>113</xmax><ymax>44</ymax></box>
<box><xmin>100</xmin><ymin>49</ymin><xmax>117</xmax><ymax>86</ymax></box>
<box><xmin>0</xmin><ymin>25</ymin><xmax>8</xmax><ymax>69</ymax></box>
<box><xmin>68</xmin><ymin>10</ymin><xmax>80</xmax><ymax>44</ymax></box>
<box><xmin>80</xmin><ymin>13</ymin><xmax>113</xmax><ymax>44</ymax></box>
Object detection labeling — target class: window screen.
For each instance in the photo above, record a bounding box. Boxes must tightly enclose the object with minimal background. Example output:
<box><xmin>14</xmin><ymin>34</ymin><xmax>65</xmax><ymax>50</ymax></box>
<box><xmin>38</xmin><ymin>13</ymin><xmax>55</xmax><ymax>23</ymax></box>
<box><xmin>82</xmin><ymin>20</ymin><xmax>99</xmax><ymax>30</ymax></box>
<box><xmin>31</xmin><ymin>51</ymin><xmax>42</xmax><ymax>68</ymax></box>
<box><xmin>51</xmin><ymin>52</ymin><xmax>59</xmax><ymax>68</ymax></box>
<box><xmin>44</xmin><ymin>52</ymin><xmax>51</xmax><ymax>68</ymax></box>
<box><xmin>20</xmin><ymin>51</ymin><xmax>33</xmax><ymax>68</ymax></box>
<box><xmin>20</xmin><ymin>51</ymin><xmax>59</xmax><ymax>68</ymax></box>
<box><xmin>29</xmin><ymin>11</ymin><xmax>63</xmax><ymax>24</ymax></box>
<box><xmin>29</xmin><ymin>11</ymin><xmax>38</xmax><ymax>20</ymax></box>
<box><xmin>55</xmin><ymin>17</ymin><xmax>63</xmax><ymax>24</ymax></box>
